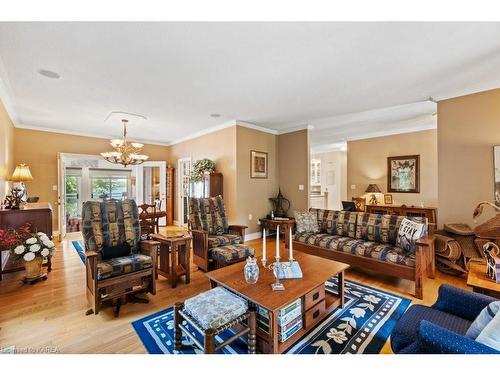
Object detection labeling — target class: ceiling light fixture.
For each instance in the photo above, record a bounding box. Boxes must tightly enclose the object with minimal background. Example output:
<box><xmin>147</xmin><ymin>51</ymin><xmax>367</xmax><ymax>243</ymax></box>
<box><xmin>38</xmin><ymin>69</ymin><xmax>61</xmax><ymax>79</ymax></box>
<box><xmin>101</xmin><ymin>118</ymin><xmax>149</xmax><ymax>167</ymax></box>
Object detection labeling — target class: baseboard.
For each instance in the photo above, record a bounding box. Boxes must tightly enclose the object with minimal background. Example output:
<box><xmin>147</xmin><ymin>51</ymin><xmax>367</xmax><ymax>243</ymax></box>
<box><xmin>245</xmin><ymin>231</ymin><xmax>262</xmax><ymax>241</ymax></box>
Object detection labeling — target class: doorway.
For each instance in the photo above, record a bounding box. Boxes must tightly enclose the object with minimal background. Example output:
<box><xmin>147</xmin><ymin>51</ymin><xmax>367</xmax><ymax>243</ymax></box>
<box><xmin>177</xmin><ymin>157</ymin><xmax>191</xmax><ymax>226</ymax></box>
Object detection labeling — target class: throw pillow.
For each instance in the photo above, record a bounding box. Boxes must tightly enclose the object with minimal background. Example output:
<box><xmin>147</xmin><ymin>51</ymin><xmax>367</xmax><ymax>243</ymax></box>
<box><xmin>476</xmin><ymin>310</ymin><xmax>500</xmax><ymax>351</ymax></box>
<box><xmin>396</xmin><ymin>218</ymin><xmax>426</xmax><ymax>254</ymax></box>
<box><xmin>101</xmin><ymin>242</ymin><xmax>132</xmax><ymax>260</ymax></box>
<box><xmin>466</xmin><ymin>301</ymin><xmax>500</xmax><ymax>339</ymax></box>
<box><xmin>294</xmin><ymin>211</ymin><xmax>320</xmax><ymax>234</ymax></box>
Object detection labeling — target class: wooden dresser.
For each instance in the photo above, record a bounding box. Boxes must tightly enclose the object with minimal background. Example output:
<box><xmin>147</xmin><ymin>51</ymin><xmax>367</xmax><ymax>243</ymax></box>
<box><xmin>365</xmin><ymin>204</ymin><xmax>437</xmax><ymax>229</ymax></box>
<box><xmin>0</xmin><ymin>203</ymin><xmax>53</xmax><ymax>280</ymax></box>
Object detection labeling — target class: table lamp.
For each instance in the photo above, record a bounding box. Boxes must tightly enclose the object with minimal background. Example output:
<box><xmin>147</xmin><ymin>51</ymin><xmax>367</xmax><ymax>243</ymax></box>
<box><xmin>10</xmin><ymin>163</ymin><xmax>34</xmax><ymax>202</ymax></box>
<box><xmin>365</xmin><ymin>184</ymin><xmax>381</xmax><ymax>205</ymax></box>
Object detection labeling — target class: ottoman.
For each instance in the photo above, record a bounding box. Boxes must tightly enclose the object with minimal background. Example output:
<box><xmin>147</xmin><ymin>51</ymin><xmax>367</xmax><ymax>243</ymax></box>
<box><xmin>174</xmin><ymin>287</ymin><xmax>256</xmax><ymax>353</ymax></box>
<box><xmin>211</xmin><ymin>244</ymin><xmax>255</xmax><ymax>268</ymax></box>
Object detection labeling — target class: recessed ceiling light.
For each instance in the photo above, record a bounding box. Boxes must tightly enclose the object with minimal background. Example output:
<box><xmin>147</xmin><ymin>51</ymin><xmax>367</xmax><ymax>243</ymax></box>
<box><xmin>210</xmin><ymin>113</ymin><xmax>221</xmax><ymax>118</ymax></box>
<box><xmin>38</xmin><ymin>69</ymin><xmax>61</xmax><ymax>79</ymax></box>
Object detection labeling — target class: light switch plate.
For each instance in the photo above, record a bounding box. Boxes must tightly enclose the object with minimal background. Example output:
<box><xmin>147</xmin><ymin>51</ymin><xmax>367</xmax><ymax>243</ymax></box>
<box><xmin>350</xmin><ymin>184</ymin><xmax>356</xmax><ymax>190</ymax></box>
<box><xmin>248</xmin><ymin>214</ymin><xmax>253</xmax><ymax>221</ymax></box>
<box><xmin>53</xmin><ymin>185</ymin><xmax>58</xmax><ymax>191</ymax></box>
<box><xmin>298</xmin><ymin>184</ymin><xmax>304</xmax><ymax>191</ymax></box>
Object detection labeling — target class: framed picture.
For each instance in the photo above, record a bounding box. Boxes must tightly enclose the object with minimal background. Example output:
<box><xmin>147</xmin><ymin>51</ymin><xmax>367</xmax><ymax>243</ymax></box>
<box><xmin>384</xmin><ymin>194</ymin><xmax>393</xmax><ymax>205</ymax></box>
<box><xmin>387</xmin><ymin>155</ymin><xmax>420</xmax><ymax>193</ymax></box>
<box><xmin>494</xmin><ymin>146</ymin><xmax>500</xmax><ymax>206</ymax></box>
<box><xmin>250</xmin><ymin>150</ymin><xmax>268</xmax><ymax>179</ymax></box>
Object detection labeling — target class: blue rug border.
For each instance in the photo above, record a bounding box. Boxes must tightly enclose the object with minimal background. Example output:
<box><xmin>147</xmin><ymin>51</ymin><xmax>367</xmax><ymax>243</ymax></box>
<box><xmin>71</xmin><ymin>240</ymin><xmax>86</xmax><ymax>264</ymax></box>
<box><xmin>131</xmin><ymin>279</ymin><xmax>411</xmax><ymax>354</ymax></box>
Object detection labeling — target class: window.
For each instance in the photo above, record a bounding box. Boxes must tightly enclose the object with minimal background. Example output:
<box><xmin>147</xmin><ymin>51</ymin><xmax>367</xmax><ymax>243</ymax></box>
<box><xmin>90</xmin><ymin>176</ymin><xmax>129</xmax><ymax>200</ymax></box>
<box><xmin>311</xmin><ymin>159</ymin><xmax>321</xmax><ymax>185</ymax></box>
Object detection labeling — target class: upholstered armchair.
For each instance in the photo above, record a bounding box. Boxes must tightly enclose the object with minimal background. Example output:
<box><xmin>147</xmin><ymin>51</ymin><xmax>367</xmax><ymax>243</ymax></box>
<box><xmin>391</xmin><ymin>284</ymin><xmax>499</xmax><ymax>354</ymax></box>
<box><xmin>189</xmin><ymin>195</ymin><xmax>248</xmax><ymax>271</ymax></box>
<box><xmin>82</xmin><ymin>199</ymin><xmax>159</xmax><ymax>317</ymax></box>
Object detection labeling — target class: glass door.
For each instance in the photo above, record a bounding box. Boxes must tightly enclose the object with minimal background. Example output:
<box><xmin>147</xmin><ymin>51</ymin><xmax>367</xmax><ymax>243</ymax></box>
<box><xmin>133</xmin><ymin>161</ymin><xmax>167</xmax><ymax>226</ymax></box>
<box><xmin>65</xmin><ymin>171</ymin><xmax>82</xmax><ymax>233</ymax></box>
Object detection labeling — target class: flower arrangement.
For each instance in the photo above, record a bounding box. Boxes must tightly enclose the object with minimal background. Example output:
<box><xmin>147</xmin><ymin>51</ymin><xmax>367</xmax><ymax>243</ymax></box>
<box><xmin>190</xmin><ymin>158</ymin><xmax>216</xmax><ymax>182</ymax></box>
<box><xmin>11</xmin><ymin>232</ymin><xmax>55</xmax><ymax>262</ymax></box>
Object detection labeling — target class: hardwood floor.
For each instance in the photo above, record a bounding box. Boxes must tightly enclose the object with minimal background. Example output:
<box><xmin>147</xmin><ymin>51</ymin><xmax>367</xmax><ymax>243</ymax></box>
<box><xmin>0</xmin><ymin>228</ymin><xmax>468</xmax><ymax>354</ymax></box>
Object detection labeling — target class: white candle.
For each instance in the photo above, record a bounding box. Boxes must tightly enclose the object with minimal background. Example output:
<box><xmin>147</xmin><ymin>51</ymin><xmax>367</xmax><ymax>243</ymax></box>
<box><xmin>262</xmin><ymin>228</ymin><xmax>266</xmax><ymax>263</ymax></box>
<box><xmin>276</xmin><ymin>225</ymin><xmax>280</xmax><ymax>258</ymax></box>
<box><xmin>289</xmin><ymin>226</ymin><xmax>293</xmax><ymax>261</ymax></box>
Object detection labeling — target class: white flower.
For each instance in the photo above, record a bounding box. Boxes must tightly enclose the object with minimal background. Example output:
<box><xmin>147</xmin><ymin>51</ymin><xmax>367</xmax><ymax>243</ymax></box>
<box><xmin>23</xmin><ymin>252</ymin><xmax>35</xmax><ymax>262</ymax></box>
<box><xmin>29</xmin><ymin>244</ymin><xmax>41</xmax><ymax>252</ymax></box>
<box><xmin>363</xmin><ymin>295</ymin><xmax>381</xmax><ymax>304</ymax></box>
<box><xmin>37</xmin><ymin>232</ymin><xmax>47</xmax><ymax>237</ymax></box>
<box><xmin>326</xmin><ymin>328</ymin><xmax>348</xmax><ymax>344</ymax></box>
<box><xmin>25</xmin><ymin>237</ymin><xmax>37</xmax><ymax>245</ymax></box>
<box><xmin>43</xmin><ymin>240</ymin><xmax>55</xmax><ymax>248</ymax></box>
<box><xmin>349</xmin><ymin>307</ymin><xmax>366</xmax><ymax>318</ymax></box>
<box><xmin>40</xmin><ymin>248</ymin><xmax>50</xmax><ymax>257</ymax></box>
<box><xmin>14</xmin><ymin>245</ymin><xmax>25</xmax><ymax>255</ymax></box>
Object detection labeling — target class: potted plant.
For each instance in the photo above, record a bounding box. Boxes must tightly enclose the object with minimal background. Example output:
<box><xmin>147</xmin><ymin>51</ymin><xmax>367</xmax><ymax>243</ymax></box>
<box><xmin>190</xmin><ymin>158</ymin><xmax>216</xmax><ymax>182</ymax></box>
<box><xmin>0</xmin><ymin>223</ymin><xmax>55</xmax><ymax>281</ymax></box>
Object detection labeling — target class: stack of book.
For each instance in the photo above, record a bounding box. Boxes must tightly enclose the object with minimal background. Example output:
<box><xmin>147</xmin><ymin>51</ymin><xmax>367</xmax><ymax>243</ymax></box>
<box><xmin>256</xmin><ymin>299</ymin><xmax>303</xmax><ymax>343</ymax></box>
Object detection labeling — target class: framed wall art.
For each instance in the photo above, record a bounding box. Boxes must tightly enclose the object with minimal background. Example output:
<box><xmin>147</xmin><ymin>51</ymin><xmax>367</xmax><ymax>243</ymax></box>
<box><xmin>250</xmin><ymin>150</ymin><xmax>268</xmax><ymax>179</ymax></box>
<box><xmin>387</xmin><ymin>155</ymin><xmax>420</xmax><ymax>193</ymax></box>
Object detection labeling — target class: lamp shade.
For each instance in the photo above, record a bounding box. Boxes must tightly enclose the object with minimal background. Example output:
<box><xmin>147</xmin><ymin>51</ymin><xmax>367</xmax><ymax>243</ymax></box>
<box><xmin>10</xmin><ymin>164</ymin><xmax>33</xmax><ymax>182</ymax></box>
<box><xmin>365</xmin><ymin>184</ymin><xmax>381</xmax><ymax>193</ymax></box>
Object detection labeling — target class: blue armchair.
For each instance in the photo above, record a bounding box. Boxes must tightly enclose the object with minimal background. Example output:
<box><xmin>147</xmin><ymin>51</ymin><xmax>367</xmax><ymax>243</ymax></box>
<box><xmin>391</xmin><ymin>284</ymin><xmax>499</xmax><ymax>354</ymax></box>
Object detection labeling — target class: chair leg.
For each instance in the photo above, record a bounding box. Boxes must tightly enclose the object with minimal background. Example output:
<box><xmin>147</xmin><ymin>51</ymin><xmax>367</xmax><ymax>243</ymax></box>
<box><xmin>114</xmin><ymin>299</ymin><xmax>122</xmax><ymax>317</ymax></box>
<box><xmin>248</xmin><ymin>309</ymin><xmax>257</xmax><ymax>354</ymax></box>
<box><xmin>174</xmin><ymin>303</ymin><xmax>183</xmax><ymax>350</ymax></box>
<box><xmin>204</xmin><ymin>328</ymin><xmax>216</xmax><ymax>354</ymax></box>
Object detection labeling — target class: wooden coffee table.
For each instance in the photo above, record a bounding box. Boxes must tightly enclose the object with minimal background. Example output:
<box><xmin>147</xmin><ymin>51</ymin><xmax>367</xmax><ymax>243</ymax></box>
<box><xmin>467</xmin><ymin>260</ymin><xmax>500</xmax><ymax>298</ymax></box>
<box><xmin>206</xmin><ymin>252</ymin><xmax>349</xmax><ymax>353</ymax></box>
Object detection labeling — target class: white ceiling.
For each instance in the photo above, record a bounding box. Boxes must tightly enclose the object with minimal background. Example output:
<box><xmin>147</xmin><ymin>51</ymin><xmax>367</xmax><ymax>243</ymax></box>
<box><xmin>1</xmin><ymin>22</ymin><xmax>500</xmax><ymax>147</ymax></box>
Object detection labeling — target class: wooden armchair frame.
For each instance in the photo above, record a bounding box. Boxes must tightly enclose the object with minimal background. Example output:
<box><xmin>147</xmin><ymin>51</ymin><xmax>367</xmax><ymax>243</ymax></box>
<box><xmin>85</xmin><ymin>240</ymin><xmax>159</xmax><ymax>316</ymax></box>
<box><xmin>192</xmin><ymin>225</ymin><xmax>247</xmax><ymax>272</ymax></box>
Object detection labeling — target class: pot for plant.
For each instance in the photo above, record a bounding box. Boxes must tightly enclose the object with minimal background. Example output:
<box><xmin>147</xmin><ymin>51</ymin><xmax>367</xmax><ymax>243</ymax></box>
<box><xmin>25</xmin><ymin>257</ymin><xmax>43</xmax><ymax>279</ymax></box>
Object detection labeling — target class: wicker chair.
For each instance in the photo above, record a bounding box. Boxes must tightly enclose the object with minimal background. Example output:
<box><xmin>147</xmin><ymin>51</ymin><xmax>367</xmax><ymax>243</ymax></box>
<box><xmin>189</xmin><ymin>195</ymin><xmax>248</xmax><ymax>271</ymax></box>
<box><xmin>82</xmin><ymin>199</ymin><xmax>159</xmax><ymax>317</ymax></box>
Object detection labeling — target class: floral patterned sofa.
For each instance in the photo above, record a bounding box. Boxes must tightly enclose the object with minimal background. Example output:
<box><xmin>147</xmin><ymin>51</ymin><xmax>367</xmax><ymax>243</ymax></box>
<box><xmin>293</xmin><ymin>209</ymin><xmax>435</xmax><ymax>299</ymax></box>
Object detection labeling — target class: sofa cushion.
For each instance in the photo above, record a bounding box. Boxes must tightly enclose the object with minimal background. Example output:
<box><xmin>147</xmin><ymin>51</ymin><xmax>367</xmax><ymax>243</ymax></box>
<box><xmin>313</xmin><ymin>209</ymin><xmax>358</xmax><ymax>238</ymax></box>
<box><xmin>391</xmin><ymin>304</ymin><xmax>472</xmax><ymax>353</ymax></box>
<box><xmin>294</xmin><ymin>232</ymin><xmax>350</xmax><ymax>250</ymax></box>
<box><xmin>294</xmin><ymin>210</ymin><xmax>320</xmax><ymax>233</ymax></box>
<box><xmin>356</xmin><ymin>213</ymin><xmax>400</xmax><ymax>245</ymax></box>
<box><xmin>208</xmin><ymin>234</ymin><xmax>241</xmax><ymax>248</ymax></box>
<box><xmin>184</xmin><ymin>287</ymin><xmax>248</xmax><ymax>330</ymax></box>
<box><xmin>396</xmin><ymin>218</ymin><xmax>427</xmax><ymax>254</ymax></box>
<box><xmin>466</xmin><ymin>301</ymin><xmax>500</xmax><ymax>339</ymax></box>
<box><xmin>211</xmin><ymin>244</ymin><xmax>255</xmax><ymax>265</ymax></box>
<box><xmin>97</xmin><ymin>253</ymin><xmax>153</xmax><ymax>280</ymax></box>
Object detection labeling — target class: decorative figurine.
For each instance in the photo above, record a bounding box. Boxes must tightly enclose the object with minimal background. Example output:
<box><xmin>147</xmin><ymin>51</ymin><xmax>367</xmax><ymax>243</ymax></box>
<box><xmin>269</xmin><ymin>189</ymin><xmax>291</xmax><ymax>218</ymax></box>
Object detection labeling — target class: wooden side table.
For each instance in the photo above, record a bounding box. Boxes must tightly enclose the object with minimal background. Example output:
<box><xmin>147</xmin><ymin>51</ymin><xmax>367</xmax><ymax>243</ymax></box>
<box><xmin>150</xmin><ymin>233</ymin><xmax>192</xmax><ymax>288</ymax></box>
<box><xmin>467</xmin><ymin>260</ymin><xmax>500</xmax><ymax>298</ymax></box>
<box><xmin>259</xmin><ymin>218</ymin><xmax>295</xmax><ymax>249</ymax></box>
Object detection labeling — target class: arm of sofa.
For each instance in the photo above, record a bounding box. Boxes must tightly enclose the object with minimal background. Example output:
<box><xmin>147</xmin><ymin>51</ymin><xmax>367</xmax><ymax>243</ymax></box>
<box><xmin>432</xmin><ymin>284</ymin><xmax>497</xmax><ymax>321</ymax></box>
<box><xmin>416</xmin><ymin>321</ymin><xmax>499</xmax><ymax>354</ymax></box>
<box><xmin>416</xmin><ymin>235</ymin><xmax>436</xmax><ymax>279</ymax></box>
<box><xmin>228</xmin><ymin>225</ymin><xmax>247</xmax><ymax>242</ymax></box>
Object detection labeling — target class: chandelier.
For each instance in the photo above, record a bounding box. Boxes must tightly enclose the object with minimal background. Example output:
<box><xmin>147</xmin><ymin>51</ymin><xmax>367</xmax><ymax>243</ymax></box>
<box><xmin>101</xmin><ymin>118</ymin><xmax>149</xmax><ymax>167</ymax></box>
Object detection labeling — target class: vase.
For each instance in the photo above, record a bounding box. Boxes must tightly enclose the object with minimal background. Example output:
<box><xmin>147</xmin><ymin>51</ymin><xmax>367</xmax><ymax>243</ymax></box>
<box><xmin>244</xmin><ymin>256</ymin><xmax>259</xmax><ymax>284</ymax></box>
<box><xmin>25</xmin><ymin>257</ymin><xmax>43</xmax><ymax>279</ymax></box>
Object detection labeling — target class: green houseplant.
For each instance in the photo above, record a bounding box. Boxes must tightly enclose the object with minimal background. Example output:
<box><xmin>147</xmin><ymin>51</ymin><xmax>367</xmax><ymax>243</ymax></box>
<box><xmin>190</xmin><ymin>158</ymin><xmax>216</xmax><ymax>182</ymax></box>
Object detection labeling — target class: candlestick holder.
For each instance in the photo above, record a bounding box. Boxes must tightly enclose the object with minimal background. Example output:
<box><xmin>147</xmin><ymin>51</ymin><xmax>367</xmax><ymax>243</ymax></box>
<box><xmin>262</xmin><ymin>256</ymin><xmax>292</xmax><ymax>291</ymax></box>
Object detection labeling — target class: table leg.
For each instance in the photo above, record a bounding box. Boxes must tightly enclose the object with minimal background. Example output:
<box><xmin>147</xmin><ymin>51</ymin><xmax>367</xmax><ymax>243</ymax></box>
<box><xmin>338</xmin><ymin>271</ymin><xmax>345</xmax><ymax>308</ymax></box>
<box><xmin>171</xmin><ymin>242</ymin><xmax>178</xmax><ymax>288</ymax></box>
<box><xmin>284</xmin><ymin>224</ymin><xmax>289</xmax><ymax>249</ymax></box>
<box><xmin>47</xmin><ymin>255</ymin><xmax>52</xmax><ymax>272</ymax></box>
<box><xmin>185</xmin><ymin>240</ymin><xmax>191</xmax><ymax>284</ymax></box>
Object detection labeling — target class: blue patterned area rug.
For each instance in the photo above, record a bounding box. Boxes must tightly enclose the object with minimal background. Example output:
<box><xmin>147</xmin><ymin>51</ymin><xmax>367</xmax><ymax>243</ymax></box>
<box><xmin>132</xmin><ymin>278</ymin><xmax>411</xmax><ymax>354</ymax></box>
<box><xmin>71</xmin><ymin>240</ymin><xmax>86</xmax><ymax>263</ymax></box>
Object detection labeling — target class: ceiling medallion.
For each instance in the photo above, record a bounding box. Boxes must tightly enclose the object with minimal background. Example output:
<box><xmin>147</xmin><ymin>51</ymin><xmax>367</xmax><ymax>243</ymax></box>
<box><xmin>100</xmin><ymin>118</ymin><xmax>149</xmax><ymax>167</ymax></box>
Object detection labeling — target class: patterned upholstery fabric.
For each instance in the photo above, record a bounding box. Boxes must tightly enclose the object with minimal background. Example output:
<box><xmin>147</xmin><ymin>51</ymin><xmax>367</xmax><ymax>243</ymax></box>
<box><xmin>294</xmin><ymin>232</ymin><xmax>414</xmax><ymax>266</ymax></box>
<box><xmin>82</xmin><ymin>199</ymin><xmax>141</xmax><ymax>254</ymax></box>
<box><xmin>211</xmin><ymin>244</ymin><xmax>255</xmax><ymax>265</ymax></box>
<box><xmin>189</xmin><ymin>195</ymin><xmax>229</xmax><ymax>235</ymax></box>
<box><xmin>208</xmin><ymin>234</ymin><xmax>241</xmax><ymax>248</ymax></box>
<box><xmin>294</xmin><ymin>210</ymin><xmax>320</xmax><ymax>233</ymax></box>
<box><xmin>97</xmin><ymin>253</ymin><xmax>153</xmax><ymax>280</ymax></box>
<box><xmin>313</xmin><ymin>209</ymin><xmax>358</xmax><ymax>238</ymax></box>
<box><xmin>183</xmin><ymin>287</ymin><xmax>248</xmax><ymax>329</ymax></box>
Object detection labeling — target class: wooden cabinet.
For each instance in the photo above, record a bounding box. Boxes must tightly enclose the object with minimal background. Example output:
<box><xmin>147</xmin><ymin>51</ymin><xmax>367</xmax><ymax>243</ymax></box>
<box><xmin>190</xmin><ymin>172</ymin><xmax>223</xmax><ymax>198</ymax></box>
<box><xmin>166</xmin><ymin>166</ymin><xmax>175</xmax><ymax>225</ymax></box>
<box><xmin>0</xmin><ymin>203</ymin><xmax>53</xmax><ymax>280</ymax></box>
<box><xmin>365</xmin><ymin>204</ymin><xmax>437</xmax><ymax>229</ymax></box>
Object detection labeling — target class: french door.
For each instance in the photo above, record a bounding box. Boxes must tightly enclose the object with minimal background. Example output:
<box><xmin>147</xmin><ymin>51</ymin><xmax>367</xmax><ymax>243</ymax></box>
<box><xmin>133</xmin><ymin>161</ymin><xmax>167</xmax><ymax>226</ymax></box>
<box><xmin>177</xmin><ymin>157</ymin><xmax>191</xmax><ymax>226</ymax></box>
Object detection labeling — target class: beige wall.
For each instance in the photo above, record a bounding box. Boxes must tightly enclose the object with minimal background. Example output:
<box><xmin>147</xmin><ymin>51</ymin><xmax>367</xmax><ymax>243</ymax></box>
<box><xmin>14</xmin><ymin>128</ymin><xmax>169</xmax><ymax>228</ymax></box>
<box><xmin>347</xmin><ymin>129</ymin><xmax>438</xmax><ymax>209</ymax></box>
<box><xmin>168</xmin><ymin>126</ymin><xmax>237</xmax><ymax>224</ymax></box>
<box><xmin>236</xmin><ymin>126</ymin><xmax>278</xmax><ymax>233</ymax></box>
<box><xmin>278</xmin><ymin>129</ymin><xmax>310</xmax><ymax>214</ymax></box>
<box><xmin>311</xmin><ymin>150</ymin><xmax>347</xmax><ymax>210</ymax></box>
<box><xmin>438</xmin><ymin>88</ymin><xmax>500</xmax><ymax>227</ymax></box>
<box><xmin>0</xmin><ymin>100</ymin><xmax>15</xmax><ymax>200</ymax></box>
